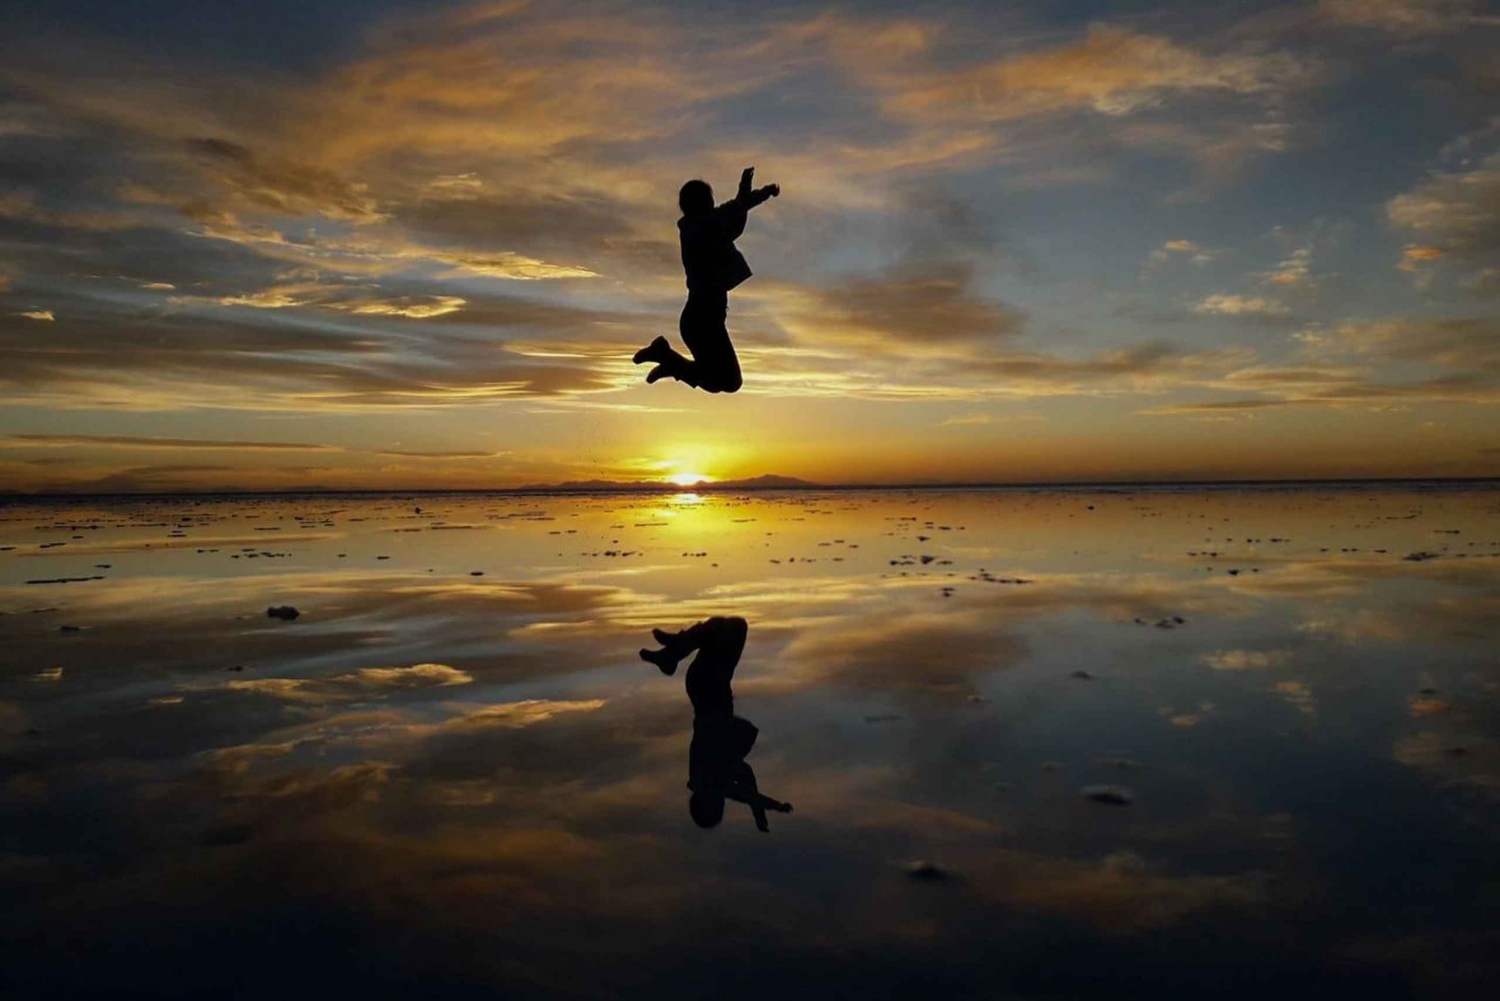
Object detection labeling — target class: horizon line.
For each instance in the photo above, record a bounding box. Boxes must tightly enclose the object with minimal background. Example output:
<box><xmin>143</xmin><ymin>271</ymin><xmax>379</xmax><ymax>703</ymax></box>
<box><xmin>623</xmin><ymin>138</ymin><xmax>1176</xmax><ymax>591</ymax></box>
<box><xmin>4</xmin><ymin>474</ymin><xmax>1499</xmax><ymax>501</ymax></box>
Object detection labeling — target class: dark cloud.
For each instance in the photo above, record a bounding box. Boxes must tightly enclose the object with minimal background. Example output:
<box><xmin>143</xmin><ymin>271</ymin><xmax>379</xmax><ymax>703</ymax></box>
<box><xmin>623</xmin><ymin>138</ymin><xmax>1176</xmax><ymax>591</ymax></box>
<box><xmin>768</xmin><ymin>261</ymin><xmax>1023</xmax><ymax>353</ymax></box>
<box><xmin>186</xmin><ymin>136</ymin><xmax>385</xmax><ymax>223</ymax></box>
<box><xmin>1</xmin><ymin>434</ymin><xmax>337</xmax><ymax>451</ymax></box>
<box><xmin>0</xmin><ymin>288</ymin><xmax>636</xmax><ymax>409</ymax></box>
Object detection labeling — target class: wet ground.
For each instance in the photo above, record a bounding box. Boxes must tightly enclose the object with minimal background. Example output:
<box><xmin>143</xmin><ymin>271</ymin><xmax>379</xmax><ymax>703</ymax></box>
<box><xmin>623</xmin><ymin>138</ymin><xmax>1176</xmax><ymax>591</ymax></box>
<box><xmin>2</xmin><ymin>485</ymin><xmax>1498</xmax><ymax>998</ymax></box>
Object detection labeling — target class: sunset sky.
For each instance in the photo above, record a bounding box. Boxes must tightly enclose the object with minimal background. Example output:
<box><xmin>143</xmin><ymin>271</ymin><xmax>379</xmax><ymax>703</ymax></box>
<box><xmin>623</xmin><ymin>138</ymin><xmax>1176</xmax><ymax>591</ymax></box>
<box><xmin>2</xmin><ymin>0</ymin><xmax>1498</xmax><ymax>491</ymax></box>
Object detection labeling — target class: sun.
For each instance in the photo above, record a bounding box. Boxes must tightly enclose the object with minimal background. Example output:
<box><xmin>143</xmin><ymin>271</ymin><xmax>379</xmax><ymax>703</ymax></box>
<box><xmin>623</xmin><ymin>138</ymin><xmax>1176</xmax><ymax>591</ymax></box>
<box><xmin>667</xmin><ymin>471</ymin><xmax>710</xmax><ymax>487</ymax></box>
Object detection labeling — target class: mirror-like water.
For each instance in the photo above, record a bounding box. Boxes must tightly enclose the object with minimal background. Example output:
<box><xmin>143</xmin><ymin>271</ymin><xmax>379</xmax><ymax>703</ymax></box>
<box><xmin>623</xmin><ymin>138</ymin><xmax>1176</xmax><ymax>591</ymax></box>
<box><xmin>3</xmin><ymin>485</ymin><xmax>1497</xmax><ymax>997</ymax></box>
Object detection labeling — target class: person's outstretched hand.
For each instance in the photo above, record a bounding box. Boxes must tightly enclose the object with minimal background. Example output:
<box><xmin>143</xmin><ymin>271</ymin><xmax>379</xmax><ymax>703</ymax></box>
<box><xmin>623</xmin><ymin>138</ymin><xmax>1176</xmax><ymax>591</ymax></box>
<box><xmin>764</xmin><ymin>183</ymin><xmax>780</xmax><ymax>198</ymax></box>
<box><xmin>741</xmin><ymin>166</ymin><xmax>755</xmax><ymax>188</ymax></box>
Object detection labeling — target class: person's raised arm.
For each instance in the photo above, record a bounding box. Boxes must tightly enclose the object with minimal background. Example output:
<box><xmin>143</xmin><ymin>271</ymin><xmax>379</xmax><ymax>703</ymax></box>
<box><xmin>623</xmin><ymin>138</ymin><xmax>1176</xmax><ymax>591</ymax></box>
<box><xmin>735</xmin><ymin>166</ymin><xmax>780</xmax><ymax>210</ymax></box>
<box><xmin>725</xmin><ymin>763</ymin><xmax>792</xmax><ymax>832</ymax></box>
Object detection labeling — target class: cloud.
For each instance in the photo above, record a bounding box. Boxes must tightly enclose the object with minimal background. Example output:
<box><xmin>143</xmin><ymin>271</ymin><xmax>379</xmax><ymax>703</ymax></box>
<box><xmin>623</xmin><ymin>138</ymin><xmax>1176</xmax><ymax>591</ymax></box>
<box><xmin>15</xmin><ymin>309</ymin><xmax>54</xmax><ymax>321</ymax></box>
<box><xmin>878</xmin><ymin>25</ymin><xmax>1312</xmax><ymax>122</ymax></box>
<box><xmin>1261</xmin><ymin>247</ymin><xmax>1314</xmax><ymax>289</ymax></box>
<box><xmin>1399</xmin><ymin>244</ymin><xmax>1446</xmax><ymax>270</ymax></box>
<box><xmin>0</xmin><ymin>189</ymin><xmax>142</xmax><ymax>233</ymax></box>
<box><xmin>1319</xmin><ymin>0</ymin><xmax>1500</xmax><ymax>35</ymax></box>
<box><xmin>1144</xmin><ymin>239</ymin><xmax>1219</xmax><ymax>273</ymax></box>
<box><xmin>1387</xmin><ymin>153</ymin><xmax>1500</xmax><ymax>254</ymax></box>
<box><xmin>370</xmin><ymin>449</ymin><xmax>504</xmax><ymax>460</ymax></box>
<box><xmin>207</xmin><ymin>284</ymin><xmax>337</xmax><ymax>309</ymax></box>
<box><xmin>1313</xmin><ymin>316</ymin><xmax>1500</xmax><ymax>369</ymax></box>
<box><xmin>1192</xmin><ymin>294</ymin><xmax>1289</xmax><ymax>316</ymax></box>
<box><xmin>185</xmin><ymin>136</ymin><xmax>386</xmax><ymax>224</ymax></box>
<box><xmin>764</xmin><ymin>262</ymin><xmax>1024</xmax><ymax>356</ymax></box>
<box><xmin>0</xmin><ymin>433</ymin><xmax>338</xmax><ymax>451</ymax></box>
<box><xmin>328</xmin><ymin>296</ymin><xmax>466</xmax><ymax>318</ymax></box>
<box><xmin>1387</xmin><ymin>126</ymin><xmax>1500</xmax><ymax>288</ymax></box>
<box><xmin>0</xmin><ymin>289</ymin><xmax>636</xmax><ymax>411</ymax></box>
<box><xmin>1398</xmin><ymin>244</ymin><xmax>1446</xmax><ymax>289</ymax></box>
<box><xmin>1144</xmin><ymin>315</ymin><xmax>1500</xmax><ymax>412</ymax></box>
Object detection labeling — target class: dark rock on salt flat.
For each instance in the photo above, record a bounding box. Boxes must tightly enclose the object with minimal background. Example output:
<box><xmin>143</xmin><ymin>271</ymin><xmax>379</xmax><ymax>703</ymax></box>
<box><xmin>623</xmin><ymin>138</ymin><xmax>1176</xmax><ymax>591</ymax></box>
<box><xmin>1071</xmin><ymin>670</ymin><xmax>1094</xmax><ymax>680</ymax></box>
<box><xmin>266</xmin><ymin>605</ymin><xmax>299</xmax><ymax>621</ymax></box>
<box><xmin>905</xmin><ymin>860</ymin><xmax>949</xmax><ymax>881</ymax></box>
<box><xmin>1082</xmin><ymin>784</ymin><xmax>1134</xmax><ymax>805</ymax></box>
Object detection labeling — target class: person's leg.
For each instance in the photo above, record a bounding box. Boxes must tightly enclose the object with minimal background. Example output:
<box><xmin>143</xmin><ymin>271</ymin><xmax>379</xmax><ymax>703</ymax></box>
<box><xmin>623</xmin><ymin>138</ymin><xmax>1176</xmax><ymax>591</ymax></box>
<box><xmin>680</xmin><ymin>293</ymin><xmax>741</xmax><ymax>394</ymax></box>
<box><xmin>642</xmin><ymin>616</ymin><xmax>746</xmax><ymax>677</ymax></box>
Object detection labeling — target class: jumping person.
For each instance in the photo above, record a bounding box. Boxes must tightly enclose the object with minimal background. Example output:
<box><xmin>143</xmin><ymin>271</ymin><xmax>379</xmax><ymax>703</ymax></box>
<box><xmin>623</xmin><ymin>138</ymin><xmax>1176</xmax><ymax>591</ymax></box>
<box><xmin>641</xmin><ymin>617</ymin><xmax>793</xmax><ymax>831</ymax></box>
<box><xmin>632</xmin><ymin>167</ymin><xmax>780</xmax><ymax>393</ymax></box>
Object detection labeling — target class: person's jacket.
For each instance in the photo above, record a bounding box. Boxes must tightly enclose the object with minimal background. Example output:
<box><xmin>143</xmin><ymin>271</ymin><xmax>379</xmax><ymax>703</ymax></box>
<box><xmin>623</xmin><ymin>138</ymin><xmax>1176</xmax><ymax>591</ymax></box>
<box><xmin>678</xmin><ymin>188</ymin><xmax>772</xmax><ymax>294</ymax></box>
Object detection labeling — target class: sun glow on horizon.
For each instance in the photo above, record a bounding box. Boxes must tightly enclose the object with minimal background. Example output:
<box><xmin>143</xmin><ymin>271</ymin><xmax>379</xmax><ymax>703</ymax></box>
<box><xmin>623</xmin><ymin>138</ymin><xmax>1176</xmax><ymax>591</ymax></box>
<box><xmin>666</xmin><ymin>471</ymin><xmax>711</xmax><ymax>487</ymax></box>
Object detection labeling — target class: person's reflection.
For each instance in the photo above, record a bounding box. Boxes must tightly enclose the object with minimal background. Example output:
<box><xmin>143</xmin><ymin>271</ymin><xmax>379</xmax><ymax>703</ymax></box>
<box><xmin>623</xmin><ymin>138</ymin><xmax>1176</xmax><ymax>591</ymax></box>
<box><xmin>641</xmin><ymin>616</ymin><xmax>793</xmax><ymax>831</ymax></box>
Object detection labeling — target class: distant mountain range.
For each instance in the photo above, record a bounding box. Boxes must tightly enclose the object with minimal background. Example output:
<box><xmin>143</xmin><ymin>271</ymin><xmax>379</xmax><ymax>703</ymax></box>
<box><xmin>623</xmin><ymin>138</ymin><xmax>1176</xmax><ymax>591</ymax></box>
<box><xmin>515</xmin><ymin>474</ymin><xmax>820</xmax><ymax>493</ymax></box>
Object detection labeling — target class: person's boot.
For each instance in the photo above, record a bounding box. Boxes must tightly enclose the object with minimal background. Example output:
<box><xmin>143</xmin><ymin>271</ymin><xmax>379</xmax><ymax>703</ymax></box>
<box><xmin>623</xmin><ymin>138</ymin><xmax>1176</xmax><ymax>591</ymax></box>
<box><xmin>633</xmin><ymin>336</ymin><xmax>670</xmax><ymax>366</ymax></box>
<box><xmin>646</xmin><ymin>365</ymin><xmax>669</xmax><ymax>384</ymax></box>
<box><xmin>639</xmin><ymin>646</ymin><xmax>682</xmax><ymax>676</ymax></box>
<box><xmin>653</xmin><ymin>628</ymin><xmax>692</xmax><ymax>651</ymax></box>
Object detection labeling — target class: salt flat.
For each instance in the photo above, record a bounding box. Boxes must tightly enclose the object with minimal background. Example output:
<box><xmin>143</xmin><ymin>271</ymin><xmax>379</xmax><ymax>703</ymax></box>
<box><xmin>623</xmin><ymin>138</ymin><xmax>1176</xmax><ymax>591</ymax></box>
<box><xmin>2</xmin><ymin>485</ymin><xmax>1497</xmax><ymax>997</ymax></box>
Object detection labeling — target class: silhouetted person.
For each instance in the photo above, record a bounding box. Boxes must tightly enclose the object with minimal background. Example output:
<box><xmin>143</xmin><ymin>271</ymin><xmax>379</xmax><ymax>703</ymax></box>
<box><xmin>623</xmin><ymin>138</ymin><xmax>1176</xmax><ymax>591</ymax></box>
<box><xmin>632</xmin><ymin>167</ymin><xmax>780</xmax><ymax>394</ymax></box>
<box><xmin>641</xmin><ymin>616</ymin><xmax>792</xmax><ymax>831</ymax></box>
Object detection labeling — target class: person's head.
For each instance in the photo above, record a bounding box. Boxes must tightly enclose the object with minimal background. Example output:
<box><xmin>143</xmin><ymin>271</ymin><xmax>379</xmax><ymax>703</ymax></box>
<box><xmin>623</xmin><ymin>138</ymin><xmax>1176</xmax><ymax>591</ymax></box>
<box><xmin>689</xmin><ymin>789</ymin><xmax>725</xmax><ymax>828</ymax></box>
<box><xmin>679</xmin><ymin>179</ymin><xmax>713</xmax><ymax>216</ymax></box>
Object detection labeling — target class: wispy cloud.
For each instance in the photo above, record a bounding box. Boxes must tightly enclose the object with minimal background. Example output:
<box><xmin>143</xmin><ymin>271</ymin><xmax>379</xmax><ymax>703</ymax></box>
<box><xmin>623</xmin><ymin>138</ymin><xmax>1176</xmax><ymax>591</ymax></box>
<box><xmin>1192</xmin><ymin>294</ymin><xmax>1289</xmax><ymax>316</ymax></box>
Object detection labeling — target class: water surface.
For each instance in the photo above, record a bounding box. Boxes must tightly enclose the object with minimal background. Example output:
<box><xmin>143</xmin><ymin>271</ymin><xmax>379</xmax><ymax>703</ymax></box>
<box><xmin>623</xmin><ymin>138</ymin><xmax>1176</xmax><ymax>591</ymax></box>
<box><xmin>3</xmin><ymin>486</ymin><xmax>1498</xmax><ymax>997</ymax></box>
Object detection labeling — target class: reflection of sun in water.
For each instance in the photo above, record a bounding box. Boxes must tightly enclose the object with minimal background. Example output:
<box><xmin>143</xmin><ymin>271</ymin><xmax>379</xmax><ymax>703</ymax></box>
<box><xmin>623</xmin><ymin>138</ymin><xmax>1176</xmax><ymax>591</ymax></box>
<box><xmin>667</xmin><ymin>472</ymin><xmax>709</xmax><ymax>487</ymax></box>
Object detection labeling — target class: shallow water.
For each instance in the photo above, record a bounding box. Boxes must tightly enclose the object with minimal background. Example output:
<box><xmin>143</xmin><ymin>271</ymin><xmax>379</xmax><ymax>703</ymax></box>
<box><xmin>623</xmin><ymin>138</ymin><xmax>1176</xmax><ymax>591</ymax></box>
<box><xmin>3</xmin><ymin>485</ymin><xmax>1498</xmax><ymax>998</ymax></box>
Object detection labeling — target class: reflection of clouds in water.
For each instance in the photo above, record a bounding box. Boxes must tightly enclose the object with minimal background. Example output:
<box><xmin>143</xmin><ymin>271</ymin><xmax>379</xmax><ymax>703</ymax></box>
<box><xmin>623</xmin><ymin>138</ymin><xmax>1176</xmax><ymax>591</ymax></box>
<box><xmin>1275</xmin><ymin>681</ymin><xmax>1317</xmax><ymax>718</ymax></box>
<box><xmin>1393</xmin><ymin>731</ymin><xmax>1500</xmax><ymax>800</ymax></box>
<box><xmin>0</xmin><ymin>573</ymin><xmax>638</xmax><ymax>701</ymax></box>
<box><xmin>222</xmin><ymin>663</ymin><xmax>473</xmax><ymax>702</ymax></box>
<box><xmin>1203</xmin><ymin>649</ymin><xmax>1292</xmax><ymax>670</ymax></box>
<box><xmin>2</xmin><ymin>489</ymin><xmax>1497</xmax><ymax>994</ymax></box>
<box><xmin>777</xmin><ymin>612</ymin><xmax>1028</xmax><ymax>695</ymax></box>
